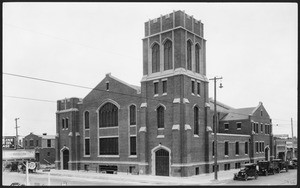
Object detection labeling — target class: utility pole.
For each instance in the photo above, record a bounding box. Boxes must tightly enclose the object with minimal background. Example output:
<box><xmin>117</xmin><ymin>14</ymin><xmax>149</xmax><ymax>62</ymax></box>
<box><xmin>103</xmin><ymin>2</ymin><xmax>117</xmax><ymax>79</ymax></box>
<box><xmin>291</xmin><ymin>118</ymin><xmax>294</xmax><ymax>158</ymax></box>
<box><xmin>15</xmin><ymin>118</ymin><xmax>20</xmax><ymax>149</ymax></box>
<box><xmin>209</xmin><ymin>76</ymin><xmax>223</xmax><ymax>180</ymax></box>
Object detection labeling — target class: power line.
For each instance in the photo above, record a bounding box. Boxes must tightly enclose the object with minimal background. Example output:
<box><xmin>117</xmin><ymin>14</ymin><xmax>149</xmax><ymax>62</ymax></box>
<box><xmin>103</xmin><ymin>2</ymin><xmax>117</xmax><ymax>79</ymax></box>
<box><xmin>3</xmin><ymin>72</ymin><xmax>295</xmax><ymax>123</ymax></box>
<box><xmin>4</xmin><ymin>94</ymin><xmax>295</xmax><ymax>126</ymax></box>
<box><xmin>3</xmin><ymin>72</ymin><xmax>174</xmax><ymax>105</ymax></box>
<box><xmin>4</xmin><ymin>95</ymin><xmax>56</xmax><ymax>103</ymax></box>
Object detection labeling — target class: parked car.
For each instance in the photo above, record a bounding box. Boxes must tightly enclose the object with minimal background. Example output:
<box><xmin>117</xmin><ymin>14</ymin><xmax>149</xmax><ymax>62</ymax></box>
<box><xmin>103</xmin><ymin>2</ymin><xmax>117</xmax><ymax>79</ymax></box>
<box><xmin>272</xmin><ymin>159</ymin><xmax>289</xmax><ymax>173</ymax></box>
<box><xmin>10</xmin><ymin>162</ymin><xmax>19</xmax><ymax>172</ymax></box>
<box><xmin>257</xmin><ymin>161</ymin><xmax>275</xmax><ymax>176</ymax></box>
<box><xmin>288</xmin><ymin>158</ymin><xmax>297</xmax><ymax>169</ymax></box>
<box><xmin>233</xmin><ymin>163</ymin><xmax>258</xmax><ymax>181</ymax></box>
<box><xmin>10</xmin><ymin>182</ymin><xmax>25</xmax><ymax>186</ymax></box>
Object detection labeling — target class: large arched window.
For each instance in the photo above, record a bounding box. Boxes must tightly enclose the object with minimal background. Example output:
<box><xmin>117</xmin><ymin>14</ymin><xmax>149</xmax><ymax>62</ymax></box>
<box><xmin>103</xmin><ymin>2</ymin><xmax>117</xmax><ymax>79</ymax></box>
<box><xmin>163</xmin><ymin>40</ymin><xmax>172</xmax><ymax>70</ymax></box>
<box><xmin>194</xmin><ymin>106</ymin><xmax>199</xmax><ymax>135</ymax></box>
<box><xmin>187</xmin><ymin>40</ymin><xmax>192</xmax><ymax>70</ymax></box>
<box><xmin>129</xmin><ymin>105</ymin><xmax>136</xmax><ymax>125</ymax></box>
<box><xmin>152</xmin><ymin>43</ymin><xmax>160</xmax><ymax>73</ymax></box>
<box><xmin>99</xmin><ymin>103</ymin><xmax>118</xmax><ymax>128</ymax></box>
<box><xmin>195</xmin><ymin>44</ymin><xmax>200</xmax><ymax>73</ymax></box>
<box><xmin>84</xmin><ymin>111</ymin><xmax>89</xmax><ymax>129</ymax></box>
<box><xmin>157</xmin><ymin>106</ymin><xmax>164</xmax><ymax>128</ymax></box>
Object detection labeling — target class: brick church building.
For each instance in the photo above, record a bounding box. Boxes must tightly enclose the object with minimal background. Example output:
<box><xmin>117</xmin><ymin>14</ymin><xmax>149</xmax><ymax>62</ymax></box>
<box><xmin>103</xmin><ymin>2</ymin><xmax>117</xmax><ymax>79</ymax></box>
<box><xmin>55</xmin><ymin>10</ymin><xmax>274</xmax><ymax>177</ymax></box>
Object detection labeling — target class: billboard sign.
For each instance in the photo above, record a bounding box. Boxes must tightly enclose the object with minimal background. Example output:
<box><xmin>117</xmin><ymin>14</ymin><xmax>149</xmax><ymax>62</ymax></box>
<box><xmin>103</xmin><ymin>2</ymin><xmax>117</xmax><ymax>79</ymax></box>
<box><xmin>2</xmin><ymin>136</ymin><xmax>16</xmax><ymax>149</ymax></box>
<box><xmin>274</xmin><ymin>134</ymin><xmax>289</xmax><ymax>138</ymax></box>
<box><xmin>2</xmin><ymin>149</ymin><xmax>35</xmax><ymax>160</ymax></box>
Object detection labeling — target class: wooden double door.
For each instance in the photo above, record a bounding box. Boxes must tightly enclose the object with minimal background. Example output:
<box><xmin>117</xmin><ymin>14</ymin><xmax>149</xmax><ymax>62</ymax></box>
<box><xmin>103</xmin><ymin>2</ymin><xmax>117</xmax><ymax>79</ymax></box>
<box><xmin>155</xmin><ymin>149</ymin><xmax>169</xmax><ymax>176</ymax></box>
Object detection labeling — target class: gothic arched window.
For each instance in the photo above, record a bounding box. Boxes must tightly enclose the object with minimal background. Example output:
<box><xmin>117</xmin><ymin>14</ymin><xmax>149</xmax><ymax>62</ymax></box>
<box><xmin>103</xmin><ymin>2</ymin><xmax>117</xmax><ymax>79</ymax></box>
<box><xmin>195</xmin><ymin>44</ymin><xmax>200</xmax><ymax>73</ymax></box>
<box><xmin>157</xmin><ymin>106</ymin><xmax>164</xmax><ymax>128</ymax></box>
<box><xmin>194</xmin><ymin>106</ymin><xmax>199</xmax><ymax>135</ymax></box>
<box><xmin>129</xmin><ymin>105</ymin><xmax>136</xmax><ymax>125</ymax></box>
<box><xmin>99</xmin><ymin>103</ymin><xmax>118</xmax><ymax>128</ymax></box>
<box><xmin>164</xmin><ymin>40</ymin><xmax>172</xmax><ymax>70</ymax></box>
<box><xmin>187</xmin><ymin>40</ymin><xmax>192</xmax><ymax>70</ymax></box>
<box><xmin>152</xmin><ymin>43</ymin><xmax>160</xmax><ymax>73</ymax></box>
<box><xmin>84</xmin><ymin>111</ymin><xmax>89</xmax><ymax>129</ymax></box>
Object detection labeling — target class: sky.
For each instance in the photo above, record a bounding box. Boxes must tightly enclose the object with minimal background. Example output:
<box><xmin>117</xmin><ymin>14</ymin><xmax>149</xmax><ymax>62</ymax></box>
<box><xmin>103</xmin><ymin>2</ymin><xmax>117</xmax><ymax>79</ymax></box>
<box><xmin>2</xmin><ymin>3</ymin><xmax>298</xmax><ymax>138</ymax></box>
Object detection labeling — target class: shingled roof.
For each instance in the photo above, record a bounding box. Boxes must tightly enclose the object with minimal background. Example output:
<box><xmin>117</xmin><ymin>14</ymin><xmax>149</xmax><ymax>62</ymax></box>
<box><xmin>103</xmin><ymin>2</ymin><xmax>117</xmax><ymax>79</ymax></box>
<box><xmin>209</xmin><ymin>98</ymin><xmax>264</xmax><ymax>121</ymax></box>
<box><xmin>221</xmin><ymin>107</ymin><xmax>256</xmax><ymax>121</ymax></box>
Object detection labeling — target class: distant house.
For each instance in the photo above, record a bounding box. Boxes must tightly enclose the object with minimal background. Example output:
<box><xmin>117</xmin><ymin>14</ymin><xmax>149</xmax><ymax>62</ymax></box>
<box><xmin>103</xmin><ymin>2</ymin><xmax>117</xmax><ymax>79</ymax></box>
<box><xmin>23</xmin><ymin>132</ymin><xmax>56</xmax><ymax>165</ymax></box>
<box><xmin>273</xmin><ymin>135</ymin><xmax>297</xmax><ymax>160</ymax></box>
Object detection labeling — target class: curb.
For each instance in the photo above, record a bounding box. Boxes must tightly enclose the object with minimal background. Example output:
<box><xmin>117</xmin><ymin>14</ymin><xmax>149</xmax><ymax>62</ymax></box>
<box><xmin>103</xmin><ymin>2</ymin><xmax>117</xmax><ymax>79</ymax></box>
<box><xmin>37</xmin><ymin>170</ymin><xmax>235</xmax><ymax>185</ymax></box>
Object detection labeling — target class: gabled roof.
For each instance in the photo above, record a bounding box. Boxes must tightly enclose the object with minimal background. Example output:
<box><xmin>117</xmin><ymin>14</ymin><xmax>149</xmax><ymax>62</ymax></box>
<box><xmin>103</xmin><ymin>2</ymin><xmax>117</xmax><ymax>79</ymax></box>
<box><xmin>38</xmin><ymin>135</ymin><xmax>56</xmax><ymax>139</ymax></box>
<box><xmin>221</xmin><ymin>107</ymin><xmax>256</xmax><ymax>121</ymax></box>
<box><xmin>209</xmin><ymin>98</ymin><xmax>234</xmax><ymax>113</ymax></box>
<box><xmin>24</xmin><ymin>132</ymin><xmax>55</xmax><ymax>139</ymax></box>
<box><xmin>108</xmin><ymin>73</ymin><xmax>141</xmax><ymax>94</ymax></box>
<box><xmin>211</xmin><ymin>101</ymin><xmax>267</xmax><ymax>121</ymax></box>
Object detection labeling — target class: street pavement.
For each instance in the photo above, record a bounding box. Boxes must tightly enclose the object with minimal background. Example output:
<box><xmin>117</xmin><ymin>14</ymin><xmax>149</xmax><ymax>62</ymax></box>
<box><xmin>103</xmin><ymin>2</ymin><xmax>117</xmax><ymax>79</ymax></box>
<box><xmin>2</xmin><ymin>168</ymin><xmax>298</xmax><ymax>186</ymax></box>
<box><xmin>35</xmin><ymin>168</ymin><xmax>242</xmax><ymax>185</ymax></box>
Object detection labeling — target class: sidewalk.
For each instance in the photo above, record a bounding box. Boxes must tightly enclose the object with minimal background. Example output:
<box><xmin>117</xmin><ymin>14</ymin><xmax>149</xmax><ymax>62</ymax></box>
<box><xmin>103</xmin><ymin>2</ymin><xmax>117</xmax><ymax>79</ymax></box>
<box><xmin>37</xmin><ymin>168</ymin><xmax>240</xmax><ymax>185</ymax></box>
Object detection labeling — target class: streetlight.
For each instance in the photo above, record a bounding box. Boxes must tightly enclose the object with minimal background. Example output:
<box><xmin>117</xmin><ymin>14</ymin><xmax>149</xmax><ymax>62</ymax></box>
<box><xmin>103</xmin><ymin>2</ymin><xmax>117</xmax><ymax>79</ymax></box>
<box><xmin>209</xmin><ymin>76</ymin><xmax>223</xmax><ymax>180</ymax></box>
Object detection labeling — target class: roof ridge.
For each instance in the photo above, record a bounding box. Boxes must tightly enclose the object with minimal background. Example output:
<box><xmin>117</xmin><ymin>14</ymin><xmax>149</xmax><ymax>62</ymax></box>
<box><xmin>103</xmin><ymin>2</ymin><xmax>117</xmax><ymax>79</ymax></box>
<box><xmin>107</xmin><ymin>73</ymin><xmax>141</xmax><ymax>94</ymax></box>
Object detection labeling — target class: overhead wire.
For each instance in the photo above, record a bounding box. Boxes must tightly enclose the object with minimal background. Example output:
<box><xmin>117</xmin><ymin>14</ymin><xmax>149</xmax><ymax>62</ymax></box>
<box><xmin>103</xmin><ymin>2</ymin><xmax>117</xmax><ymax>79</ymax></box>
<box><xmin>3</xmin><ymin>72</ymin><xmax>174</xmax><ymax>105</ymax></box>
<box><xmin>3</xmin><ymin>72</ymin><xmax>296</xmax><ymax>124</ymax></box>
<box><xmin>3</xmin><ymin>95</ymin><xmax>56</xmax><ymax>103</ymax></box>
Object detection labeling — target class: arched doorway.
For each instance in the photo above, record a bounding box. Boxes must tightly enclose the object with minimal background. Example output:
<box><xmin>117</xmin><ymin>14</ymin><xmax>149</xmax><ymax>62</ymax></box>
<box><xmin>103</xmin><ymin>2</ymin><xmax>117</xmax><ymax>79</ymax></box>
<box><xmin>265</xmin><ymin>146</ymin><xmax>270</xmax><ymax>161</ymax></box>
<box><xmin>155</xmin><ymin>149</ymin><xmax>169</xmax><ymax>176</ymax></box>
<box><xmin>62</xmin><ymin>149</ymin><xmax>69</xmax><ymax>170</ymax></box>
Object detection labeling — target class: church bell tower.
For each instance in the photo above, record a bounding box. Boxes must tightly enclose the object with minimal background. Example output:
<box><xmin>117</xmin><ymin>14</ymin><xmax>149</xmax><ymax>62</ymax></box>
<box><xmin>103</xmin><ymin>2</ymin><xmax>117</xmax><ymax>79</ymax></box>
<box><xmin>139</xmin><ymin>10</ymin><xmax>210</xmax><ymax>177</ymax></box>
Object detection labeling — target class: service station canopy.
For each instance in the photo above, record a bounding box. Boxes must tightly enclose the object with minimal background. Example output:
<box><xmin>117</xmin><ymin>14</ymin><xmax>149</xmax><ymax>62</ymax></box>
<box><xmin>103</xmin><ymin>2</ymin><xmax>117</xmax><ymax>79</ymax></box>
<box><xmin>2</xmin><ymin>149</ymin><xmax>35</xmax><ymax>161</ymax></box>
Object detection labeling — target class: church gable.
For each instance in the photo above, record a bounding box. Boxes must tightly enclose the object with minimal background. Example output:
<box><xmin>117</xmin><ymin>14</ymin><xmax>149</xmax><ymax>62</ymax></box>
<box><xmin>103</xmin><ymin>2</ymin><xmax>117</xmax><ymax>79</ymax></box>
<box><xmin>251</xmin><ymin>102</ymin><xmax>270</xmax><ymax>119</ymax></box>
<box><xmin>83</xmin><ymin>73</ymin><xmax>141</xmax><ymax>102</ymax></box>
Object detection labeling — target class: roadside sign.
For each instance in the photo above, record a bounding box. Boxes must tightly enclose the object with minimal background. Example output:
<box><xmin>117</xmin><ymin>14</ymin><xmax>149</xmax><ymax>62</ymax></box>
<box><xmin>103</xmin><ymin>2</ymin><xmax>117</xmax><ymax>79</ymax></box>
<box><xmin>2</xmin><ymin>149</ymin><xmax>35</xmax><ymax>160</ymax></box>
<box><xmin>2</xmin><ymin>136</ymin><xmax>16</xmax><ymax>149</ymax></box>
<box><xmin>28</xmin><ymin>162</ymin><xmax>36</xmax><ymax>170</ymax></box>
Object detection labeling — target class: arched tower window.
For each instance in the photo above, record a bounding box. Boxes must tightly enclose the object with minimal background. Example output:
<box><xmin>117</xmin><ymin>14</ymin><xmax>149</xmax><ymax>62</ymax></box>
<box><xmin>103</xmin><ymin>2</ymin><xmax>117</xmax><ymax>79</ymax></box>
<box><xmin>163</xmin><ymin>40</ymin><xmax>172</xmax><ymax>70</ymax></box>
<box><xmin>187</xmin><ymin>40</ymin><xmax>192</xmax><ymax>71</ymax></box>
<box><xmin>129</xmin><ymin>105</ymin><xmax>136</xmax><ymax>125</ymax></box>
<box><xmin>157</xmin><ymin>106</ymin><xmax>164</xmax><ymax>128</ymax></box>
<box><xmin>195</xmin><ymin>44</ymin><xmax>200</xmax><ymax>73</ymax></box>
<box><xmin>84</xmin><ymin>111</ymin><xmax>89</xmax><ymax>129</ymax></box>
<box><xmin>152</xmin><ymin>43</ymin><xmax>160</xmax><ymax>73</ymax></box>
<box><xmin>194</xmin><ymin>106</ymin><xmax>199</xmax><ymax>135</ymax></box>
<box><xmin>62</xmin><ymin>118</ymin><xmax>65</xmax><ymax>129</ymax></box>
<box><xmin>99</xmin><ymin>103</ymin><xmax>118</xmax><ymax>128</ymax></box>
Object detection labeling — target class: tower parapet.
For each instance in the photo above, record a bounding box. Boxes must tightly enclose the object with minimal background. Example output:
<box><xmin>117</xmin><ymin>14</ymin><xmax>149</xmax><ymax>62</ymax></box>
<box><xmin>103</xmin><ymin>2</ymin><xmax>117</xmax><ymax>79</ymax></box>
<box><xmin>142</xmin><ymin>10</ymin><xmax>207</xmax><ymax>82</ymax></box>
<box><xmin>144</xmin><ymin>10</ymin><xmax>204</xmax><ymax>38</ymax></box>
